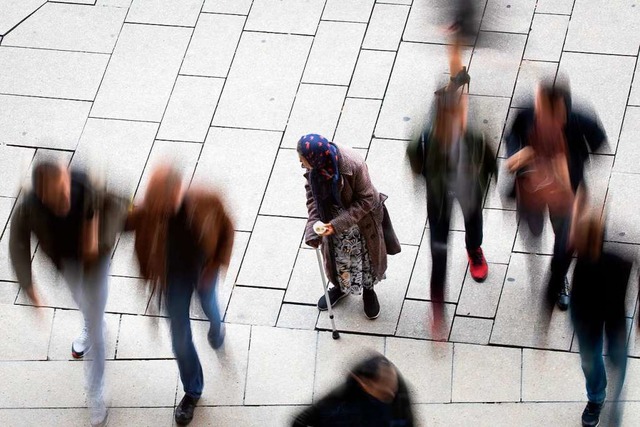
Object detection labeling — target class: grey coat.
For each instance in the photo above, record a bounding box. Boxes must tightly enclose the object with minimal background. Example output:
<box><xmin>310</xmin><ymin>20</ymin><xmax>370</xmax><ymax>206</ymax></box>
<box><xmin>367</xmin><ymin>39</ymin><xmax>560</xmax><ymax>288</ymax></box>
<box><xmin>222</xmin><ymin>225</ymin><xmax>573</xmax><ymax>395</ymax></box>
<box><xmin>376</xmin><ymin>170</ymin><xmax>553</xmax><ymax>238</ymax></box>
<box><xmin>303</xmin><ymin>145</ymin><xmax>400</xmax><ymax>284</ymax></box>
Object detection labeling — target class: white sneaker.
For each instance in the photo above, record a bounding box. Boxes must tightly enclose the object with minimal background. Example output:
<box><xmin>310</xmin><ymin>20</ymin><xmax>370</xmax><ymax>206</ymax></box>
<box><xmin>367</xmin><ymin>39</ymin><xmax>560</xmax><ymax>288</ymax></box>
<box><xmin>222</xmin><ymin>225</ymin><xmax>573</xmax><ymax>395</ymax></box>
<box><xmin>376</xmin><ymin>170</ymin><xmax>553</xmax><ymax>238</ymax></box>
<box><xmin>72</xmin><ymin>326</ymin><xmax>92</xmax><ymax>359</ymax></box>
<box><xmin>89</xmin><ymin>398</ymin><xmax>108</xmax><ymax>427</ymax></box>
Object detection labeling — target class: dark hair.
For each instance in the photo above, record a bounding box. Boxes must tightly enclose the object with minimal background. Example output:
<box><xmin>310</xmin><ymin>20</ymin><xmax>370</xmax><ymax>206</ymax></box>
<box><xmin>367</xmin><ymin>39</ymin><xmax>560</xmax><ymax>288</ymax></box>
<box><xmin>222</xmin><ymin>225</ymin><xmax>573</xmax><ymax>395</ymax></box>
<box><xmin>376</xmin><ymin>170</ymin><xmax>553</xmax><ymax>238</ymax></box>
<box><xmin>31</xmin><ymin>161</ymin><xmax>64</xmax><ymax>195</ymax></box>
<box><xmin>350</xmin><ymin>354</ymin><xmax>393</xmax><ymax>380</ymax></box>
<box><xmin>538</xmin><ymin>82</ymin><xmax>572</xmax><ymax>116</ymax></box>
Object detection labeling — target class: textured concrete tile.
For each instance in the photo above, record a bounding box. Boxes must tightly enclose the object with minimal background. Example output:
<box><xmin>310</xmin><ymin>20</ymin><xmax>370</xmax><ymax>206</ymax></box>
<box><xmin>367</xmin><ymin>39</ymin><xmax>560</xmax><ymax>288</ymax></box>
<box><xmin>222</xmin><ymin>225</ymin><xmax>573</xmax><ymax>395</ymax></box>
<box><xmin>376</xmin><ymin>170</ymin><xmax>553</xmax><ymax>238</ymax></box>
<box><xmin>195</xmin><ymin>128</ymin><xmax>281</xmax><ymax>231</ymax></box>
<box><xmin>512</xmin><ymin>212</ymin><xmax>556</xmax><ymax>256</ymax></box>
<box><xmin>284</xmin><ymin>247</ymin><xmax>323</xmax><ymax>305</ymax></box>
<box><xmin>333</xmin><ymin>98</ymin><xmax>381</xmax><ymax>149</ymax></box>
<box><xmin>109</xmin><ymin>234</ymin><xmax>140</xmax><ymax>278</ymax></box>
<box><xmin>91</xmin><ymin>24</ymin><xmax>192</xmax><ymax>122</ymax></box>
<box><xmin>245</xmin><ymin>0</ymin><xmax>324</xmax><ymax>35</ymax></box>
<box><xmin>467</xmin><ymin>95</ymin><xmax>510</xmax><ymax>156</ymax></box>
<box><xmin>512</xmin><ymin>61</ymin><xmax>558</xmax><ymax>109</ymax></box>
<box><xmin>0</xmin><ymin>145</ymin><xmax>34</xmax><ymax>197</ymax></box>
<box><xmin>386</xmin><ymin>337</ymin><xmax>453</xmax><ymax>403</ymax></box>
<box><xmin>559</xmin><ymin>52</ymin><xmax>635</xmax><ymax>154</ymax></box>
<box><xmin>524</xmin><ymin>14</ymin><xmax>569</xmax><ymax>62</ymax></box>
<box><xmin>378</xmin><ymin>0</ymin><xmax>411</xmax><ymax>4</ymax></box>
<box><xmin>2</xmin><ymin>3</ymin><xmax>126</xmax><ymax>53</ymax></box>
<box><xmin>614</xmin><ymin>107</ymin><xmax>640</xmax><ymax>174</ymax></box>
<box><xmin>362</xmin><ymin>4</ymin><xmax>409</xmax><ymax>51</ymax></box>
<box><xmin>456</xmin><ymin>263</ymin><xmax>507</xmax><ymax>318</ymax></box>
<box><xmin>276</xmin><ymin>303</ymin><xmax>318</xmax><ymax>330</ymax></box>
<box><xmin>0</xmin><ymin>304</ymin><xmax>53</xmax><ymax>360</ymax></box>
<box><xmin>191</xmin><ymin>406</ymin><xmax>299</xmax><ymax>427</ymax></box>
<box><xmin>605</xmin><ymin>173</ymin><xmax>640</xmax><ymax>245</ymax></box>
<box><xmin>347</xmin><ymin>50</ymin><xmax>396</xmax><ymax>99</ymax></box>
<box><xmin>157</xmin><ymin>76</ymin><xmax>223</xmax><ymax>142</ymax></box>
<box><xmin>468</xmin><ymin>32</ymin><xmax>527</xmax><ymax>97</ymax></box>
<box><xmin>317</xmin><ymin>245</ymin><xmax>417</xmax><ymax>336</ymax></box>
<box><xmin>245</xmin><ymin>325</ymin><xmax>316</xmax><ymax>405</ymax></box>
<box><xmin>72</xmin><ymin>118</ymin><xmax>157</xmax><ymax>197</ymax></box>
<box><xmin>0</xmin><ymin>197</ymin><xmax>12</xmax><ymax>235</ymax></box>
<box><xmin>452</xmin><ymin>343</ymin><xmax>521</xmax><ymax>402</ymax></box>
<box><xmin>236</xmin><ymin>216</ymin><xmax>306</xmax><ymax>289</ymax></box>
<box><xmin>323</xmin><ymin>0</ymin><xmax>374</xmax><ymax>22</ymax></box>
<box><xmin>217</xmin><ymin>231</ymin><xmax>250</xmax><ymax>317</ymax></box>
<box><xmin>260</xmin><ymin>150</ymin><xmax>308</xmax><ymax>218</ymax></box>
<box><xmin>450</xmin><ymin>316</ymin><xmax>493</xmax><ymax>345</ymax></box>
<box><xmin>481</xmin><ymin>209</ymin><xmax>517</xmax><ymax>264</ymax></box>
<box><xmin>281</xmin><ymin>84</ymin><xmax>346</xmax><ymax>148</ymax></box>
<box><xmin>0</xmin><ymin>408</ymin><xmax>86</xmax><ymax>427</ymax></box>
<box><xmin>225</xmin><ymin>287</ymin><xmax>283</xmax><ymax>326</ymax></box>
<box><xmin>485</xmin><ymin>159</ymin><xmax>517</xmax><ymax>211</ymax></box>
<box><xmin>491</xmin><ymin>253</ymin><xmax>574</xmax><ymax>350</ymax></box>
<box><xmin>101</xmin><ymin>408</ymin><xmax>174</xmax><ymax>426</ymax></box>
<box><xmin>213</xmin><ymin>32</ymin><xmax>311</xmax><ymax>130</ymax></box>
<box><xmin>127</xmin><ymin>0</ymin><xmax>203</xmax><ymax>26</ymax></box>
<box><xmin>105</xmin><ymin>276</ymin><xmax>151</xmax><ymax>315</ymax></box>
<box><xmin>407</xmin><ymin>230</ymin><xmax>467</xmax><ymax>303</ymax></box>
<box><xmin>0</xmin><ymin>281</ymin><xmax>18</xmax><ymax>304</ymax></box>
<box><xmin>582</xmin><ymin>154</ymin><xmax>614</xmax><ymax>211</ymax></box>
<box><xmin>302</xmin><ymin>21</ymin><xmax>366</xmax><ymax>86</ymax></box>
<box><xmin>105</xmin><ymin>360</ymin><xmax>179</xmax><ymax>406</ymax></box>
<box><xmin>535</xmin><ymin>0</ymin><xmax>574</xmax><ymax>14</ymax></box>
<box><xmin>48</xmin><ymin>309</ymin><xmax>119</xmax><ymax>361</ymax></box>
<box><xmin>0</xmin><ymin>0</ymin><xmax>46</xmax><ymax>36</ymax></box>
<box><xmin>202</xmin><ymin>0</ymin><xmax>252</xmax><ymax>14</ymax></box>
<box><xmin>565</xmin><ymin>0</ymin><xmax>640</xmax><ymax>56</ymax></box>
<box><xmin>481</xmin><ymin>0</ymin><xmax>535</xmax><ymax>34</ymax></box>
<box><xmin>181</xmin><ymin>13</ymin><xmax>245</xmax><ymax>78</ymax></box>
<box><xmin>314</xmin><ymin>332</ymin><xmax>385</xmax><ymax>399</ymax></box>
<box><xmin>367</xmin><ymin>138</ymin><xmax>426</xmax><ymax>245</ymax></box>
<box><xmin>522</xmin><ymin>348</ymin><xmax>586</xmax><ymax>402</ymax></box>
<box><xmin>0</xmin><ymin>95</ymin><xmax>90</xmax><ymax>150</ymax></box>
<box><xmin>0</xmin><ymin>47</ymin><xmax>108</xmax><ymax>100</ymax></box>
<box><xmin>117</xmin><ymin>314</ymin><xmax>173</xmax><ymax>359</ymax></box>
<box><xmin>630</xmin><ymin>66</ymin><xmax>640</xmax><ymax>106</ymax></box>
<box><xmin>396</xmin><ymin>299</ymin><xmax>456</xmax><ymax>341</ymax></box>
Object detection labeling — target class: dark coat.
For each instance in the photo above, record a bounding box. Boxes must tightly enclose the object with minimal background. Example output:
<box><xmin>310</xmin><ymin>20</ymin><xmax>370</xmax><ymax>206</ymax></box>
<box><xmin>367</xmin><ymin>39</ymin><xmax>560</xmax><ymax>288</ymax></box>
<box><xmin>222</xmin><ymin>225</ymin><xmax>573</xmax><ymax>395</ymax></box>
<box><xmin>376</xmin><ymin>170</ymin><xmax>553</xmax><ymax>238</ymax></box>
<box><xmin>303</xmin><ymin>145</ymin><xmax>400</xmax><ymax>284</ymax></box>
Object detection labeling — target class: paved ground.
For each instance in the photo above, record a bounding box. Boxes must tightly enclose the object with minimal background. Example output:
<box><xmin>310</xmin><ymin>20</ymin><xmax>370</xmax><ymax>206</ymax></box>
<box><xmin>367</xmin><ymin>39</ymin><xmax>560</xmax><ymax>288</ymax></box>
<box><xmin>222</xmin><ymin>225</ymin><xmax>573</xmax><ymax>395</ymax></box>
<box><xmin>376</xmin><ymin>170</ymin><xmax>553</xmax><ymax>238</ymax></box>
<box><xmin>1</xmin><ymin>0</ymin><xmax>640</xmax><ymax>426</ymax></box>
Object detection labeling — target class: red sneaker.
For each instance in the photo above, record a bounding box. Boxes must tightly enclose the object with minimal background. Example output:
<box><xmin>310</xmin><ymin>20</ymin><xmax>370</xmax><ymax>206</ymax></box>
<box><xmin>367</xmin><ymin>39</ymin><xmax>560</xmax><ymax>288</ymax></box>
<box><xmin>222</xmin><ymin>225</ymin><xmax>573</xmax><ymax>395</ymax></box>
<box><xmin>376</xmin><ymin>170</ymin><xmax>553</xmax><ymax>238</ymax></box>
<box><xmin>467</xmin><ymin>247</ymin><xmax>488</xmax><ymax>282</ymax></box>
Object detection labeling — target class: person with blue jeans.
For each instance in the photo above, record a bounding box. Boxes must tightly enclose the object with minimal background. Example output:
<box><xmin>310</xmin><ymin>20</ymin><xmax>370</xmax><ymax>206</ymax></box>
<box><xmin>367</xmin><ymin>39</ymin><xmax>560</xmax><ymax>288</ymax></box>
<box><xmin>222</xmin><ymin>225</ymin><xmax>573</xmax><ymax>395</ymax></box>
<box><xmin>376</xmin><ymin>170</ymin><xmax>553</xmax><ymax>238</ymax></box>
<box><xmin>127</xmin><ymin>166</ymin><xmax>234</xmax><ymax>425</ymax></box>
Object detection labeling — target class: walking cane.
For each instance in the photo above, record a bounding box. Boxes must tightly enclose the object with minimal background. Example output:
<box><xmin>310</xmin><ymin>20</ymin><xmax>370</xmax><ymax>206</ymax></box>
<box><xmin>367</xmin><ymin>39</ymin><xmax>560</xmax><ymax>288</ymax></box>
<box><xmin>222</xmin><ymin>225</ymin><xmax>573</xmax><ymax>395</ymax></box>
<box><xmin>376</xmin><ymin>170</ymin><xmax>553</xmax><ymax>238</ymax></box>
<box><xmin>314</xmin><ymin>245</ymin><xmax>340</xmax><ymax>340</ymax></box>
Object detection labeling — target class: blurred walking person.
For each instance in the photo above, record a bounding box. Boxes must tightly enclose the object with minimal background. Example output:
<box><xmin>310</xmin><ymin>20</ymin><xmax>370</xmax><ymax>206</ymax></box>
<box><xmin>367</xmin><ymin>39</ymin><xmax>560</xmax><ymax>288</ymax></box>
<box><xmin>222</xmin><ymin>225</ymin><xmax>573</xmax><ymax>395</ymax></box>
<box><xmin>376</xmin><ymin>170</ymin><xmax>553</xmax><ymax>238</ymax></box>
<box><xmin>126</xmin><ymin>166</ymin><xmax>234</xmax><ymax>425</ymax></box>
<box><xmin>298</xmin><ymin>134</ymin><xmax>401</xmax><ymax>321</ymax></box>
<box><xmin>10</xmin><ymin>161</ymin><xmax>128</xmax><ymax>427</ymax></box>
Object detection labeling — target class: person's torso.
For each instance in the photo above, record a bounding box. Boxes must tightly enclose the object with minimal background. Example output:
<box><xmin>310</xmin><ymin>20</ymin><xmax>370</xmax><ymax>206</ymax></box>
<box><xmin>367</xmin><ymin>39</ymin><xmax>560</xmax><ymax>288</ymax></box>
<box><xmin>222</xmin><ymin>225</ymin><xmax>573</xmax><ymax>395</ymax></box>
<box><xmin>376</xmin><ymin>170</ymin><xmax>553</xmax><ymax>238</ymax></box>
<box><xmin>166</xmin><ymin>201</ymin><xmax>206</xmax><ymax>279</ymax></box>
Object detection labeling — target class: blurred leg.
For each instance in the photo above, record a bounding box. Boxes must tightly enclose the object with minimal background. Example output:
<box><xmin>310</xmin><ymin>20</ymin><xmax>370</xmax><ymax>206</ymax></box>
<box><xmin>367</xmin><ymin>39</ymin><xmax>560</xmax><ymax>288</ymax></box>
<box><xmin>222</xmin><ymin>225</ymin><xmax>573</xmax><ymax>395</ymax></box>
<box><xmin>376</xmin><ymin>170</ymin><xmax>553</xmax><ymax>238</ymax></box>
<box><xmin>197</xmin><ymin>274</ymin><xmax>224</xmax><ymax>349</ymax></box>
<box><xmin>573</xmin><ymin>312</ymin><xmax>607</xmax><ymax>404</ymax></box>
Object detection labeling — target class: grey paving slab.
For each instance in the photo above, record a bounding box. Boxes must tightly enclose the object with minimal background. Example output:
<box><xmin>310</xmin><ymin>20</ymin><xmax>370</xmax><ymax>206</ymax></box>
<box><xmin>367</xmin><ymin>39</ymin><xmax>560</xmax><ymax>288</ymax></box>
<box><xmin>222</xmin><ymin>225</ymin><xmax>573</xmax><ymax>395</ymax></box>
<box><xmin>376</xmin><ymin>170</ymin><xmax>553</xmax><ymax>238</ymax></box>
<box><xmin>524</xmin><ymin>14</ymin><xmax>569</xmax><ymax>62</ymax></box>
<box><xmin>407</xmin><ymin>230</ymin><xmax>467</xmax><ymax>302</ymax></box>
<box><xmin>14</xmin><ymin>252</ymin><xmax>76</xmax><ymax>309</ymax></box>
<box><xmin>614</xmin><ymin>107</ymin><xmax>640</xmax><ymax>174</ymax></box>
<box><xmin>396</xmin><ymin>299</ymin><xmax>456</xmax><ymax>341</ymax></box>
<box><xmin>347</xmin><ymin>49</ymin><xmax>396</xmax><ymax>99</ymax></box>
<box><xmin>213</xmin><ymin>32</ymin><xmax>311</xmax><ymax>131</ymax></box>
<box><xmin>481</xmin><ymin>208</ymin><xmax>517</xmax><ymax>264</ymax></box>
<box><xmin>559</xmin><ymin>52</ymin><xmax>636</xmax><ymax>155</ymax></box>
<box><xmin>481</xmin><ymin>0</ymin><xmax>535</xmax><ymax>34</ymax></box>
<box><xmin>512</xmin><ymin>61</ymin><xmax>558</xmax><ymax>109</ymax></box>
<box><xmin>225</xmin><ymin>286</ymin><xmax>284</xmax><ymax>326</ymax></box>
<box><xmin>333</xmin><ymin>98</ymin><xmax>381</xmax><ymax>149</ymax></box>
<box><xmin>91</xmin><ymin>24</ymin><xmax>192</xmax><ymax>122</ymax></box>
<box><xmin>202</xmin><ymin>0</ymin><xmax>252</xmax><ymax>15</ymax></box>
<box><xmin>565</xmin><ymin>0</ymin><xmax>640</xmax><ymax>56</ymax></box>
<box><xmin>0</xmin><ymin>145</ymin><xmax>35</xmax><ymax>197</ymax></box>
<box><xmin>157</xmin><ymin>76</ymin><xmax>223</xmax><ymax>143</ymax></box>
<box><xmin>386</xmin><ymin>337</ymin><xmax>453</xmax><ymax>403</ymax></box>
<box><xmin>0</xmin><ymin>0</ymin><xmax>45</xmax><ymax>36</ymax></box>
<box><xmin>0</xmin><ymin>95</ymin><xmax>90</xmax><ymax>150</ymax></box>
<box><xmin>105</xmin><ymin>360</ymin><xmax>179</xmax><ymax>407</ymax></box>
<box><xmin>72</xmin><ymin>118</ymin><xmax>157</xmax><ymax>197</ymax></box>
<box><xmin>216</xmin><ymin>231</ymin><xmax>250</xmax><ymax>317</ymax></box>
<box><xmin>98</xmin><ymin>0</ymin><xmax>132</xmax><ymax>7</ymax></box>
<box><xmin>468</xmin><ymin>32</ymin><xmax>527</xmax><ymax>98</ymax></box>
<box><xmin>0</xmin><ymin>304</ymin><xmax>52</xmax><ymax>360</ymax></box>
<box><xmin>180</xmin><ymin>13</ymin><xmax>245</xmax><ymax>78</ymax></box>
<box><xmin>322</xmin><ymin>0</ymin><xmax>374</xmax><ymax>23</ymax></box>
<box><xmin>245</xmin><ymin>325</ymin><xmax>317</xmax><ymax>405</ymax></box>
<box><xmin>117</xmin><ymin>314</ymin><xmax>173</xmax><ymax>359</ymax></box>
<box><xmin>105</xmin><ymin>276</ymin><xmax>151</xmax><ymax>315</ymax></box>
<box><xmin>302</xmin><ymin>21</ymin><xmax>366</xmax><ymax>86</ymax></box>
<box><xmin>467</xmin><ymin>95</ymin><xmax>511</xmax><ymax>156</ymax></box>
<box><xmin>0</xmin><ymin>408</ymin><xmax>86</xmax><ymax>427</ymax></box>
<box><xmin>0</xmin><ymin>281</ymin><xmax>18</xmax><ymax>304</ymax></box>
<box><xmin>630</xmin><ymin>65</ymin><xmax>640</xmax><ymax>107</ymax></box>
<box><xmin>281</xmin><ymin>84</ymin><xmax>346</xmax><ymax>148</ymax></box>
<box><xmin>452</xmin><ymin>343</ymin><xmax>521</xmax><ymax>402</ymax></box>
<box><xmin>484</xmin><ymin>159</ymin><xmax>517</xmax><ymax>211</ymax></box>
<box><xmin>367</xmin><ymin>138</ymin><xmax>426</xmax><ymax>245</ymax></box>
<box><xmin>605</xmin><ymin>173</ymin><xmax>640</xmax><ymax>245</ymax></box>
<box><xmin>623</xmin><ymin>357</ymin><xmax>640</xmax><ymax>401</ymax></box>
<box><xmin>236</xmin><ymin>215</ymin><xmax>305</xmax><ymax>289</ymax></box>
<box><xmin>2</xmin><ymin>2</ymin><xmax>127</xmax><ymax>53</ymax></box>
<box><xmin>126</xmin><ymin>0</ymin><xmax>203</xmax><ymax>27</ymax></box>
<box><xmin>314</xmin><ymin>332</ymin><xmax>385</xmax><ymax>400</ymax></box>
<box><xmin>260</xmin><ymin>150</ymin><xmax>308</xmax><ymax>218</ymax></box>
<box><xmin>491</xmin><ymin>253</ymin><xmax>574</xmax><ymax>350</ymax></box>
<box><xmin>0</xmin><ymin>47</ymin><xmax>108</xmax><ymax>101</ymax></box>
<box><xmin>191</xmin><ymin>406</ymin><xmax>299</xmax><ymax>427</ymax></box>
<box><xmin>110</xmin><ymin>234</ymin><xmax>140</xmax><ymax>278</ymax></box>
<box><xmin>450</xmin><ymin>316</ymin><xmax>493</xmax><ymax>345</ymax></box>
<box><xmin>521</xmin><ymin>348</ymin><xmax>586</xmax><ymax>402</ymax></box>
<box><xmin>276</xmin><ymin>303</ymin><xmax>319</xmax><ymax>330</ymax></box>
<box><xmin>284</xmin><ymin>247</ymin><xmax>322</xmax><ymax>305</ymax></box>
<box><xmin>456</xmin><ymin>263</ymin><xmax>507</xmax><ymax>318</ymax></box>
<box><xmin>195</xmin><ymin>128</ymin><xmax>281</xmax><ymax>231</ymax></box>
<box><xmin>245</xmin><ymin>0</ymin><xmax>324</xmax><ymax>35</ymax></box>
<box><xmin>512</xmin><ymin>212</ymin><xmax>556</xmax><ymax>255</ymax></box>
<box><xmin>582</xmin><ymin>153</ymin><xmax>614</xmax><ymax>211</ymax></box>
<box><xmin>535</xmin><ymin>0</ymin><xmax>574</xmax><ymax>15</ymax></box>
<box><xmin>362</xmin><ymin>4</ymin><xmax>409</xmax><ymax>51</ymax></box>
<box><xmin>0</xmin><ymin>198</ymin><xmax>12</xmax><ymax>235</ymax></box>
<box><xmin>48</xmin><ymin>310</ymin><xmax>119</xmax><ymax>361</ymax></box>
<box><xmin>317</xmin><ymin>245</ymin><xmax>417</xmax><ymax>336</ymax></box>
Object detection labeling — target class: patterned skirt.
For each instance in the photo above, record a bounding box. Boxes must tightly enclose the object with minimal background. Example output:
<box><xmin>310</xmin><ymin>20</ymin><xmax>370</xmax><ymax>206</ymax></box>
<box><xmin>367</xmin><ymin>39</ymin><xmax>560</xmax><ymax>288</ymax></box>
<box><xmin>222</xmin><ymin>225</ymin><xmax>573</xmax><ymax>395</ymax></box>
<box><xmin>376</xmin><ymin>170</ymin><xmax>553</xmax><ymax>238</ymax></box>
<box><xmin>330</xmin><ymin>222</ymin><xmax>378</xmax><ymax>295</ymax></box>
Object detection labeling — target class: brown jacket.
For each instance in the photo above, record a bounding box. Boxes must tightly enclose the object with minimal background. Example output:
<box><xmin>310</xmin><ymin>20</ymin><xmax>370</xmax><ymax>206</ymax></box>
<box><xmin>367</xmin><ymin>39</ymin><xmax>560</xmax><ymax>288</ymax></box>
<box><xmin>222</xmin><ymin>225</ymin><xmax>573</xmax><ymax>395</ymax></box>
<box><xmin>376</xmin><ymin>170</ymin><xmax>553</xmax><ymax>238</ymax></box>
<box><xmin>303</xmin><ymin>145</ymin><xmax>400</xmax><ymax>284</ymax></box>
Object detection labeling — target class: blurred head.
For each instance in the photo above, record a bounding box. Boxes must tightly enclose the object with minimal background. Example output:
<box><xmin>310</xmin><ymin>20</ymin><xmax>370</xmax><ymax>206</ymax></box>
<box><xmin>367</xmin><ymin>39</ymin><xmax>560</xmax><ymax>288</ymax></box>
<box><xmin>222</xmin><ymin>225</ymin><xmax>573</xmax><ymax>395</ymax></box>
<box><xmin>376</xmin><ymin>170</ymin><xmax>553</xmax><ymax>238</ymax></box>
<box><xmin>432</xmin><ymin>87</ymin><xmax>468</xmax><ymax>146</ymax></box>
<box><xmin>143</xmin><ymin>165</ymin><xmax>183</xmax><ymax>215</ymax></box>
<box><xmin>32</xmin><ymin>162</ymin><xmax>71</xmax><ymax>217</ymax></box>
<box><xmin>350</xmin><ymin>354</ymin><xmax>399</xmax><ymax>403</ymax></box>
<box><xmin>572</xmin><ymin>211</ymin><xmax>604</xmax><ymax>261</ymax></box>
<box><xmin>535</xmin><ymin>82</ymin><xmax>571</xmax><ymax>125</ymax></box>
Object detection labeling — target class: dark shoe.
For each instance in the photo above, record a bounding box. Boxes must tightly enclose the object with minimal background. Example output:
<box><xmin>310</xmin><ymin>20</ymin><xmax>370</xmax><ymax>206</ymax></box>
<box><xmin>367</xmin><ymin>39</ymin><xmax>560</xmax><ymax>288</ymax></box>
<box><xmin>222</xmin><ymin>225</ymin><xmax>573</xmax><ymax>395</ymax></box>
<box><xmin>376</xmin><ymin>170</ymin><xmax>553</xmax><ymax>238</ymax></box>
<box><xmin>581</xmin><ymin>401</ymin><xmax>603</xmax><ymax>427</ymax></box>
<box><xmin>362</xmin><ymin>288</ymin><xmax>380</xmax><ymax>320</ymax></box>
<box><xmin>175</xmin><ymin>394</ymin><xmax>199</xmax><ymax>425</ymax></box>
<box><xmin>449</xmin><ymin>66</ymin><xmax>471</xmax><ymax>91</ymax></box>
<box><xmin>557</xmin><ymin>277</ymin><xmax>570</xmax><ymax>311</ymax></box>
<box><xmin>208</xmin><ymin>322</ymin><xmax>225</xmax><ymax>350</ymax></box>
<box><xmin>467</xmin><ymin>247</ymin><xmax>488</xmax><ymax>282</ymax></box>
<box><xmin>317</xmin><ymin>286</ymin><xmax>348</xmax><ymax>311</ymax></box>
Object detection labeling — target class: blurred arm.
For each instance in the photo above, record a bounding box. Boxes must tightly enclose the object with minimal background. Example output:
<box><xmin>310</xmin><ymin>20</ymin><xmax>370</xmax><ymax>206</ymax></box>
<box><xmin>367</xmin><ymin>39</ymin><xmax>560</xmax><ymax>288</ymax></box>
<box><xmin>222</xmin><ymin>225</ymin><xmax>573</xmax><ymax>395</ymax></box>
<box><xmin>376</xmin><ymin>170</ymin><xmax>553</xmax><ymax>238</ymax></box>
<box><xmin>9</xmin><ymin>202</ymin><xmax>33</xmax><ymax>290</ymax></box>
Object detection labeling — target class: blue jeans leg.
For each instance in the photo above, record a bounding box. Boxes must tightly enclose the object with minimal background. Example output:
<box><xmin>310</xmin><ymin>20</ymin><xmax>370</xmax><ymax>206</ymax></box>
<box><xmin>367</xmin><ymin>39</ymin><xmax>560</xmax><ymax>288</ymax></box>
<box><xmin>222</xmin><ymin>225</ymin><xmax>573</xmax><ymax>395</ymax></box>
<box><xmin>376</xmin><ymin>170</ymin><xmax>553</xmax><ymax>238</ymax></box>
<box><xmin>574</xmin><ymin>319</ymin><xmax>607</xmax><ymax>404</ymax></box>
<box><xmin>166</xmin><ymin>279</ymin><xmax>203</xmax><ymax>399</ymax></box>
<box><xmin>197</xmin><ymin>273</ymin><xmax>224</xmax><ymax>349</ymax></box>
